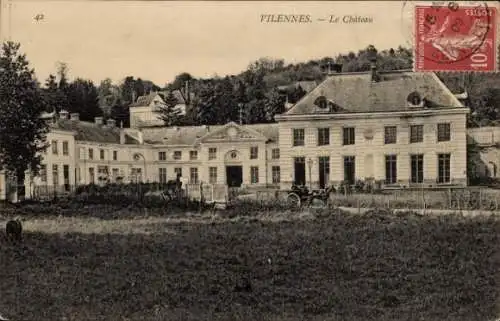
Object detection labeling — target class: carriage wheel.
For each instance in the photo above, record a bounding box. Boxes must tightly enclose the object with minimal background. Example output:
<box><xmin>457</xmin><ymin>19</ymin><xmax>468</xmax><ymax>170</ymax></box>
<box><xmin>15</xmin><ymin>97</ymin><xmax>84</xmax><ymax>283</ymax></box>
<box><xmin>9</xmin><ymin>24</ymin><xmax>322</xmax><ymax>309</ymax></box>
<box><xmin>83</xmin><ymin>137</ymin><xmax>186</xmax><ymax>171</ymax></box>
<box><xmin>287</xmin><ymin>193</ymin><xmax>301</xmax><ymax>208</ymax></box>
<box><xmin>161</xmin><ymin>191</ymin><xmax>172</xmax><ymax>203</ymax></box>
<box><xmin>308</xmin><ymin>196</ymin><xmax>327</xmax><ymax>209</ymax></box>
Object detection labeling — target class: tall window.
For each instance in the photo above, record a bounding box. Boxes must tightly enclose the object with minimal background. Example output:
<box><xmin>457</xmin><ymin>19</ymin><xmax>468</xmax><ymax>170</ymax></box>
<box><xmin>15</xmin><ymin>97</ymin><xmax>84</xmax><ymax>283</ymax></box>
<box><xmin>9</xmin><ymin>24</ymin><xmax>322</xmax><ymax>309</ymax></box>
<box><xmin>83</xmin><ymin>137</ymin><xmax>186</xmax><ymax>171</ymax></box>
<box><xmin>343</xmin><ymin>156</ymin><xmax>355</xmax><ymax>184</ymax></box>
<box><xmin>112</xmin><ymin>168</ymin><xmax>119</xmax><ymax>180</ymax></box>
<box><xmin>385</xmin><ymin>155</ymin><xmax>397</xmax><ymax>184</ymax></box>
<box><xmin>131</xmin><ymin>168</ymin><xmax>142</xmax><ymax>183</ymax></box>
<box><xmin>190</xmin><ymin>151</ymin><xmax>198</xmax><ymax>160</ymax></box>
<box><xmin>173</xmin><ymin>151</ymin><xmax>182</xmax><ymax>160</ymax></box>
<box><xmin>62</xmin><ymin>141</ymin><xmax>69</xmax><ymax>155</ymax></box>
<box><xmin>190</xmin><ymin>167</ymin><xmax>199</xmax><ymax>184</ymax></box>
<box><xmin>272</xmin><ymin>166</ymin><xmax>280</xmax><ymax>184</ymax></box>
<box><xmin>159</xmin><ymin>168</ymin><xmax>167</xmax><ymax>183</ymax></box>
<box><xmin>158</xmin><ymin>151</ymin><xmax>166</xmax><ymax>161</ymax></box>
<box><xmin>51</xmin><ymin>140</ymin><xmax>58</xmax><ymax>155</ymax></box>
<box><xmin>250</xmin><ymin>147</ymin><xmax>258</xmax><ymax>159</ymax></box>
<box><xmin>438</xmin><ymin>153</ymin><xmax>451</xmax><ymax>183</ymax></box>
<box><xmin>174</xmin><ymin>167</ymin><xmax>182</xmax><ymax>177</ymax></box>
<box><xmin>410</xmin><ymin>154</ymin><xmax>424</xmax><ymax>183</ymax></box>
<box><xmin>293</xmin><ymin>129</ymin><xmax>305</xmax><ymax>146</ymax></box>
<box><xmin>384</xmin><ymin>126</ymin><xmax>397</xmax><ymax>144</ymax></box>
<box><xmin>98</xmin><ymin>166</ymin><xmax>109</xmax><ymax>180</ymax></box>
<box><xmin>209</xmin><ymin>167</ymin><xmax>217</xmax><ymax>184</ymax></box>
<box><xmin>52</xmin><ymin>164</ymin><xmax>59</xmax><ymax>186</ymax></box>
<box><xmin>437</xmin><ymin>123</ymin><xmax>451</xmax><ymax>142</ymax></box>
<box><xmin>410</xmin><ymin>125</ymin><xmax>424</xmax><ymax>143</ymax></box>
<box><xmin>250</xmin><ymin>166</ymin><xmax>259</xmax><ymax>184</ymax></box>
<box><xmin>89</xmin><ymin>167</ymin><xmax>95</xmax><ymax>184</ymax></box>
<box><xmin>343</xmin><ymin>127</ymin><xmax>355</xmax><ymax>145</ymax></box>
<box><xmin>113</xmin><ymin>151</ymin><xmax>118</xmax><ymax>161</ymax></box>
<box><xmin>272</xmin><ymin>148</ymin><xmax>280</xmax><ymax>159</ymax></box>
<box><xmin>100</xmin><ymin>149</ymin><xmax>105</xmax><ymax>160</ymax></box>
<box><xmin>317</xmin><ymin>128</ymin><xmax>330</xmax><ymax>146</ymax></box>
<box><xmin>40</xmin><ymin>165</ymin><xmax>47</xmax><ymax>182</ymax></box>
<box><xmin>63</xmin><ymin>165</ymin><xmax>70</xmax><ymax>191</ymax></box>
<box><xmin>318</xmin><ymin>156</ymin><xmax>330</xmax><ymax>188</ymax></box>
<box><xmin>208</xmin><ymin>148</ymin><xmax>217</xmax><ymax>160</ymax></box>
<box><xmin>88</xmin><ymin>148</ymin><xmax>94</xmax><ymax>160</ymax></box>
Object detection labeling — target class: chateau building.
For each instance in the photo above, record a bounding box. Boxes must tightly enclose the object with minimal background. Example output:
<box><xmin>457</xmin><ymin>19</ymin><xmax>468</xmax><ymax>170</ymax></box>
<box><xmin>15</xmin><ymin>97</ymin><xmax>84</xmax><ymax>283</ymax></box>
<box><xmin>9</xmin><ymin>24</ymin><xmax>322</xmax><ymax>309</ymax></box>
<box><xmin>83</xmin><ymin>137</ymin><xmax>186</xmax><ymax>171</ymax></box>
<box><xmin>0</xmin><ymin>67</ymin><xmax>474</xmax><ymax>200</ymax></box>
<box><xmin>129</xmin><ymin>89</ymin><xmax>193</xmax><ymax>128</ymax></box>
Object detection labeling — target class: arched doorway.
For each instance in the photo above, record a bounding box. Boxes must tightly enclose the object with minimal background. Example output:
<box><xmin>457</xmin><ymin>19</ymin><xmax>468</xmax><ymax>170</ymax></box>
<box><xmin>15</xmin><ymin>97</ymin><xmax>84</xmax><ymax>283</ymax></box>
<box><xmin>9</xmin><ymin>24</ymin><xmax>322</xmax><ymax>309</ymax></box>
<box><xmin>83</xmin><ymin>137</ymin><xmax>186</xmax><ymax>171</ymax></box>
<box><xmin>225</xmin><ymin>150</ymin><xmax>243</xmax><ymax>187</ymax></box>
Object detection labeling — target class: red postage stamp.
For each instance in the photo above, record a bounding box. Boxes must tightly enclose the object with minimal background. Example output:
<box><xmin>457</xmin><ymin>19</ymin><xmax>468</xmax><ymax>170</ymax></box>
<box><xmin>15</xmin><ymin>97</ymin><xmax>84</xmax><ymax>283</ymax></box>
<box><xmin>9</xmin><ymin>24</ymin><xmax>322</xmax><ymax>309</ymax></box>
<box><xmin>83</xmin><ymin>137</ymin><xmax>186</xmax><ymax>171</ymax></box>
<box><xmin>414</xmin><ymin>3</ymin><xmax>497</xmax><ymax>72</ymax></box>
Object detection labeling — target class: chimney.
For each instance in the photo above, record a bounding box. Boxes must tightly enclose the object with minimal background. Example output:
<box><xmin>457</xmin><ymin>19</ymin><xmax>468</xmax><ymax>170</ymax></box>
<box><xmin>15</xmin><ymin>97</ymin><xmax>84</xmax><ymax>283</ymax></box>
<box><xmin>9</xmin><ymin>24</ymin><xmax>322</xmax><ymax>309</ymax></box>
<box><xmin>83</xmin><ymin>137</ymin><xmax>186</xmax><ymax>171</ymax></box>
<box><xmin>366</xmin><ymin>45</ymin><xmax>380</xmax><ymax>82</ymax></box>
<box><xmin>70</xmin><ymin>113</ymin><xmax>80</xmax><ymax>121</ymax></box>
<box><xmin>120</xmin><ymin>129</ymin><xmax>126</xmax><ymax>144</ymax></box>
<box><xmin>59</xmin><ymin>109</ymin><xmax>69</xmax><ymax>119</ymax></box>
<box><xmin>94</xmin><ymin>116</ymin><xmax>104</xmax><ymax>125</ymax></box>
<box><xmin>106</xmin><ymin>119</ymin><xmax>116</xmax><ymax>127</ymax></box>
<box><xmin>331</xmin><ymin>63</ymin><xmax>343</xmax><ymax>74</ymax></box>
<box><xmin>137</xmin><ymin>129</ymin><xmax>144</xmax><ymax>144</ymax></box>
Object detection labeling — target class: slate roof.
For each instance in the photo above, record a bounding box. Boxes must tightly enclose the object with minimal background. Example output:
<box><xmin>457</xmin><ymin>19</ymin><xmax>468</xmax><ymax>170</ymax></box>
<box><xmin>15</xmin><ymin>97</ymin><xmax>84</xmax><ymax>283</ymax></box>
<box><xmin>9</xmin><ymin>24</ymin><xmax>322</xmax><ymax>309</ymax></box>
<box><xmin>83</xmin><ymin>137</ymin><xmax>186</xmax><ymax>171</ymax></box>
<box><xmin>130</xmin><ymin>90</ymin><xmax>194</xmax><ymax>108</ymax></box>
<box><xmin>129</xmin><ymin>92</ymin><xmax>163</xmax><ymax>108</ymax></box>
<box><xmin>141</xmin><ymin>123</ymin><xmax>279</xmax><ymax>146</ymax></box>
<box><xmin>51</xmin><ymin>119</ymin><xmax>139</xmax><ymax>144</ymax></box>
<box><xmin>284</xmin><ymin>71</ymin><xmax>464</xmax><ymax>115</ymax></box>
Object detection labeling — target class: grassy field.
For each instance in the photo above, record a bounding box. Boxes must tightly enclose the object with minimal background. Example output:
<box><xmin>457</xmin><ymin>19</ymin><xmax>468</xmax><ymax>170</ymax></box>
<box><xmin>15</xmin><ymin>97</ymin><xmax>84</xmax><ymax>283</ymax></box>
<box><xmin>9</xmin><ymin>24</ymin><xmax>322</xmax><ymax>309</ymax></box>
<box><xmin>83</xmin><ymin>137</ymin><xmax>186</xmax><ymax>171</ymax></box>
<box><xmin>0</xmin><ymin>206</ymin><xmax>499</xmax><ymax>321</ymax></box>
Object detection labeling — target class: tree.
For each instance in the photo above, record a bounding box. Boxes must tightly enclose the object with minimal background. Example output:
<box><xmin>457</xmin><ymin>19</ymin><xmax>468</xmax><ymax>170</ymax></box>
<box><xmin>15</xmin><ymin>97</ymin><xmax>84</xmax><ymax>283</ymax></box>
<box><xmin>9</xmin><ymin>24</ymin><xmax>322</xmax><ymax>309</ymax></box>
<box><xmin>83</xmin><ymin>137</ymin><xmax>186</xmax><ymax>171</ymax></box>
<box><xmin>41</xmin><ymin>74</ymin><xmax>66</xmax><ymax>113</ymax></box>
<box><xmin>56</xmin><ymin>61</ymin><xmax>69</xmax><ymax>89</ymax></box>
<box><xmin>157</xmin><ymin>91</ymin><xmax>182</xmax><ymax>126</ymax></box>
<box><xmin>120</xmin><ymin>76</ymin><xmax>136</xmax><ymax>105</ymax></box>
<box><xmin>0</xmin><ymin>41</ymin><xmax>49</xmax><ymax>185</ymax></box>
<box><xmin>195</xmin><ymin>82</ymin><xmax>218</xmax><ymax>125</ymax></box>
<box><xmin>98</xmin><ymin>78</ymin><xmax>119</xmax><ymax>116</ymax></box>
<box><xmin>248</xmin><ymin>57</ymin><xmax>285</xmax><ymax>73</ymax></box>
<box><xmin>134</xmin><ymin>78</ymin><xmax>145</xmax><ymax>98</ymax></box>
<box><xmin>264</xmin><ymin>88</ymin><xmax>286</xmax><ymax>122</ymax></box>
<box><xmin>66</xmin><ymin>78</ymin><xmax>102</xmax><ymax>122</ymax></box>
<box><xmin>110</xmin><ymin>97</ymin><xmax>129</xmax><ymax>128</ymax></box>
<box><xmin>168</xmin><ymin>72</ymin><xmax>194</xmax><ymax>91</ymax></box>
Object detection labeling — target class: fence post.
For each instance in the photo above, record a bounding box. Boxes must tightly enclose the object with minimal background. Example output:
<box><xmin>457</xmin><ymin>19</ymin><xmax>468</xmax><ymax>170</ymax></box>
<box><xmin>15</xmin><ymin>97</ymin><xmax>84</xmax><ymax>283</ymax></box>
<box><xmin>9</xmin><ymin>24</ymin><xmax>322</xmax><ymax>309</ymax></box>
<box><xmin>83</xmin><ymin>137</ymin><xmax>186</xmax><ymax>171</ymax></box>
<box><xmin>479</xmin><ymin>188</ymin><xmax>482</xmax><ymax>210</ymax></box>
<box><xmin>199</xmin><ymin>183</ymin><xmax>204</xmax><ymax>213</ymax></box>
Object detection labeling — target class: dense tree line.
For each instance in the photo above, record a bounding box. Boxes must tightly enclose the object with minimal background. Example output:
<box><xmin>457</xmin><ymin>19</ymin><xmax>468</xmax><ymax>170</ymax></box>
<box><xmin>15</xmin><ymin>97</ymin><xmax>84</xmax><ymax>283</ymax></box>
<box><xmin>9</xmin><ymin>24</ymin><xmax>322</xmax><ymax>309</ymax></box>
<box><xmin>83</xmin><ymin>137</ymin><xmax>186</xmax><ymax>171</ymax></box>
<box><xmin>38</xmin><ymin>44</ymin><xmax>500</xmax><ymax>128</ymax></box>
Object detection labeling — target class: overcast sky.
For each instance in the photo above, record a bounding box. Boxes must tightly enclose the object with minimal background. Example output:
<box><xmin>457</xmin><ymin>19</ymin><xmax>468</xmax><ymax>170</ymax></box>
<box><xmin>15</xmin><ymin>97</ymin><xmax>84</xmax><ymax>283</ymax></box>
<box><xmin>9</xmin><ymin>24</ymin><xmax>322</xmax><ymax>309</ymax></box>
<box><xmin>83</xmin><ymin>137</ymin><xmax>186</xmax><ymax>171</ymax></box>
<box><xmin>1</xmin><ymin>1</ymin><xmax>418</xmax><ymax>85</ymax></box>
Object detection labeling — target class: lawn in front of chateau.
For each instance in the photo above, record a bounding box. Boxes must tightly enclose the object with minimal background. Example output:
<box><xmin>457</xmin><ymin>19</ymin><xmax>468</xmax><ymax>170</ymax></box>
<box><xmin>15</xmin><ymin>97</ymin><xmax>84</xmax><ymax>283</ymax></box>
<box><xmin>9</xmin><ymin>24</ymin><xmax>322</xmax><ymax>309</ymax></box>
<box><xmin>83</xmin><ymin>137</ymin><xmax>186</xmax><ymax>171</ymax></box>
<box><xmin>0</xmin><ymin>207</ymin><xmax>498</xmax><ymax>321</ymax></box>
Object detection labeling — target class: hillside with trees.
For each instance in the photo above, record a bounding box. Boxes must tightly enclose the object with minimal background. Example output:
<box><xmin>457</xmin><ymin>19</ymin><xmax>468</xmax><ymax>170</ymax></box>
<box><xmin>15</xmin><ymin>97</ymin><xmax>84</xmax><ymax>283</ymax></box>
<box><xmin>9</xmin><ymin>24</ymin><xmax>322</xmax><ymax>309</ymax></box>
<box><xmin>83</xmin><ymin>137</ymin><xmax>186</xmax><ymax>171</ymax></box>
<box><xmin>42</xmin><ymin>45</ymin><xmax>500</xmax><ymax>128</ymax></box>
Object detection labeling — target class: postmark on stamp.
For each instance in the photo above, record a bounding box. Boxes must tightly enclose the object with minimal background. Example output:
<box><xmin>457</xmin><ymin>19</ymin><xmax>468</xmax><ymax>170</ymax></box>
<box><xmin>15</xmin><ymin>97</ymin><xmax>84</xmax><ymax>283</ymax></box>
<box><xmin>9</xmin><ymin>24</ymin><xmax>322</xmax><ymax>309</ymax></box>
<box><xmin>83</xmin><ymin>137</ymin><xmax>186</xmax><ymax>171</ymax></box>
<box><xmin>413</xmin><ymin>1</ymin><xmax>497</xmax><ymax>72</ymax></box>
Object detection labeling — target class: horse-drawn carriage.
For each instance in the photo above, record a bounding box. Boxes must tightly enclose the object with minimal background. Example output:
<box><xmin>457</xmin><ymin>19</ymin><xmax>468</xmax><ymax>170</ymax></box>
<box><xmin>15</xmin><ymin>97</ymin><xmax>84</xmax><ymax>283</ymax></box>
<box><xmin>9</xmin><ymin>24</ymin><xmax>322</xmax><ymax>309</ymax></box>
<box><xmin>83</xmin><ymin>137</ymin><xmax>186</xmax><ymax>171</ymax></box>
<box><xmin>285</xmin><ymin>184</ymin><xmax>335</xmax><ymax>208</ymax></box>
<box><xmin>159</xmin><ymin>180</ymin><xmax>182</xmax><ymax>203</ymax></box>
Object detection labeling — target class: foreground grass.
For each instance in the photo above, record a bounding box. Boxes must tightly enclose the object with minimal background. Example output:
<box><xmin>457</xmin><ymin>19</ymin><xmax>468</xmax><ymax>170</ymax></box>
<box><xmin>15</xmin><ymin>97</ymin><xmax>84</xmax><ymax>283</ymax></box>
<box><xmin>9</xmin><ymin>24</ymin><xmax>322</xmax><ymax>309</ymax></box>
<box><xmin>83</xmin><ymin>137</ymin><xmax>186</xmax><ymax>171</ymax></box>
<box><xmin>0</xmin><ymin>209</ymin><xmax>499</xmax><ymax>321</ymax></box>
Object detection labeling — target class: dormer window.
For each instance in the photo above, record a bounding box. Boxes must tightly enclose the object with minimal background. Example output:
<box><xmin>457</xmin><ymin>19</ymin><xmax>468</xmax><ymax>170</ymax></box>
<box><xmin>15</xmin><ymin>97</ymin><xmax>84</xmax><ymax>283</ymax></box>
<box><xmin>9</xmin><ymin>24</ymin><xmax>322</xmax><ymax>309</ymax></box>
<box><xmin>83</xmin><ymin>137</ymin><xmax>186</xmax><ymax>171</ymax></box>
<box><xmin>327</xmin><ymin>101</ymin><xmax>344</xmax><ymax>112</ymax></box>
<box><xmin>314</xmin><ymin>96</ymin><xmax>328</xmax><ymax>109</ymax></box>
<box><xmin>407</xmin><ymin>91</ymin><xmax>424</xmax><ymax>107</ymax></box>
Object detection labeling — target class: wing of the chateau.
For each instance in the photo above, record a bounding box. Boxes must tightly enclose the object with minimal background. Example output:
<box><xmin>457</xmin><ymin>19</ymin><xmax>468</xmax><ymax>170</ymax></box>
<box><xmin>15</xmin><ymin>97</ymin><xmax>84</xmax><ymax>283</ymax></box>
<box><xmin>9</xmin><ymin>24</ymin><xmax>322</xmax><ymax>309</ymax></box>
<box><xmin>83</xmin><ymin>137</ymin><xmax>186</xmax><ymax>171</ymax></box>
<box><xmin>3</xmin><ymin>64</ymin><xmax>500</xmax><ymax>201</ymax></box>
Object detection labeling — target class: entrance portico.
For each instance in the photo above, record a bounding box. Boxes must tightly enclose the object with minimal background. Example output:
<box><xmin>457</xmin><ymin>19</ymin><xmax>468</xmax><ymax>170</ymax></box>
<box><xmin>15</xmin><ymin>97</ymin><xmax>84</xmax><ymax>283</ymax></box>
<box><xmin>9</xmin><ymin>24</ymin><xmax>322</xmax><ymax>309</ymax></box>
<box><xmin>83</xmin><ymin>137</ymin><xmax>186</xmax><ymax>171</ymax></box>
<box><xmin>225</xmin><ymin>150</ymin><xmax>243</xmax><ymax>187</ymax></box>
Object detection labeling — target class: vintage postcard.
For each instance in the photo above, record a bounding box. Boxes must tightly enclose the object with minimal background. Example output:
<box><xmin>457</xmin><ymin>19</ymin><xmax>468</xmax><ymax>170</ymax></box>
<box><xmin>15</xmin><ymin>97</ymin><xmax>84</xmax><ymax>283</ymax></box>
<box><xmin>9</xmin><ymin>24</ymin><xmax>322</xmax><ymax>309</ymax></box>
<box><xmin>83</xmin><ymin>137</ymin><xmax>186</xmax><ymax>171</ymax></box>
<box><xmin>0</xmin><ymin>1</ymin><xmax>500</xmax><ymax>321</ymax></box>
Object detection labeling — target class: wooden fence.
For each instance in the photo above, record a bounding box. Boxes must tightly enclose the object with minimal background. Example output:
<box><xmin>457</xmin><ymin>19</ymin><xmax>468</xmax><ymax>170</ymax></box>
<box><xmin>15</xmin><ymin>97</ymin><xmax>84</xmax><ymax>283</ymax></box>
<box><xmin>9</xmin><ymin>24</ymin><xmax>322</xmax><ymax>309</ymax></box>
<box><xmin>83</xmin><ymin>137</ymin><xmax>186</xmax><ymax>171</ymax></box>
<box><xmin>256</xmin><ymin>187</ymin><xmax>500</xmax><ymax>211</ymax></box>
<box><xmin>31</xmin><ymin>182</ymin><xmax>230</xmax><ymax>204</ymax></box>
